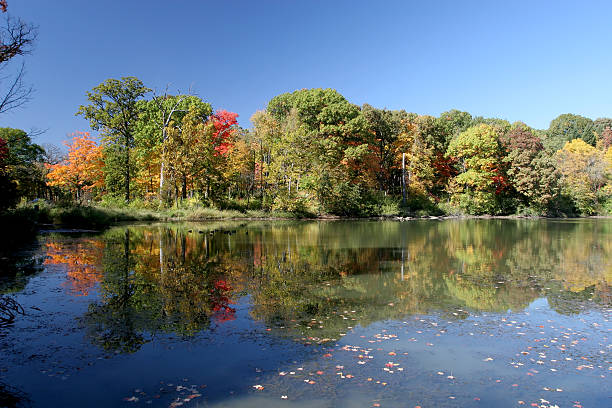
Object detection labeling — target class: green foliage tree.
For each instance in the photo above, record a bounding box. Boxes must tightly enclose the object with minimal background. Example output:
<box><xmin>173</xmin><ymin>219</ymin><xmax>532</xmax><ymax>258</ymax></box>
<box><xmin>264</xmin><ymin>88</ymin><xmax>372</xmax><ymax>214</ymax></box>
<box><xmin>446</xmin><ymin>124</ymin><xmax>508</xmax><ymax>214</ymax></box>
<box><xmin>439</xmin><ymin>109</ymin><xmax>473</xmax><ymax>138</ymax></box>
<box><xmin>0</xmin><ymin>127</ymin><xmax>45</xmax><ymax>203</ymax></box>
<box><xmin>77</xmin><ymin>77</ymin><xmax>151</xmax><ymax>202</ymax></box>
<box><xmin>471</xmin><ymin>116</ymin><xmax>512</xmax><ymax>135</ymax></box>
<box><xmin>546</xmin><ymin>113</ymin><xmax>595</xmax><ymax>150</ymax></box>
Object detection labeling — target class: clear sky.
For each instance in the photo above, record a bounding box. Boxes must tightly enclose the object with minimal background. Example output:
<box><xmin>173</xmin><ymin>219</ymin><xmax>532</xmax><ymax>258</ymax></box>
<box><xmin>4</xmin><ymin>0</ymin><xmax>612</xmax><ymax>146</ymax></box>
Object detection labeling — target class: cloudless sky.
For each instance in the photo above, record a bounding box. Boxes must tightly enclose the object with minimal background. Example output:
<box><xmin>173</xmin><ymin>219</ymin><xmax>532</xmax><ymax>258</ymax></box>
<box><xmin>4</xmin><ymin>0</ymin><xmax>612</xmax><ymax>146</ymax></box>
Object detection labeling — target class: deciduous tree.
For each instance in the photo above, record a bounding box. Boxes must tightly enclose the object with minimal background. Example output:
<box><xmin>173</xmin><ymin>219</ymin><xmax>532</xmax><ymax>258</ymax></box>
<box><xmin>547</xmin><ymin>113</ymin><xmax>595</xmax><ymax>150</ymax></box>
<box><xmin>446</xmin><ymin>124</ymin><xmax>507</xmax><ymax>214</ymax></box>
<box><xmin>556</xmin><ymin>139</ymin><xmax>610</xmax><ymax>214</ymax></box>
<box><xmin>502</xmin><ymin>125</ymin><xmax>560</xmax><ymax>212</ymax></box>
<box><xmin>77</xmin><ymin>77</ymin><xmax>150</xmax><ymax>202</ymax></box>
<box><xmin>46</xmin><ymin>132</ymin><xmax>104</xmax><ymax>201</ymax></box>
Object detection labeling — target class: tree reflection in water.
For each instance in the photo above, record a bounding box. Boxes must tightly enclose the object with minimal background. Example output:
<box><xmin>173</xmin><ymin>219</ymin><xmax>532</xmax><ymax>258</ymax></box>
<box><xmin>35</xmin><ymin>220</ymin><xmax>610</xmax><ymax>353</ymax></box>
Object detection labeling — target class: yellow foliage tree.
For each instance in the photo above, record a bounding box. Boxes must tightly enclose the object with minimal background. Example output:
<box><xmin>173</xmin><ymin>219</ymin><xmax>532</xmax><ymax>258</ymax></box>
<box><xmin>556</xmin><ymin>139</ymin><xmax>611</xmax><ymax>214</ymax></box>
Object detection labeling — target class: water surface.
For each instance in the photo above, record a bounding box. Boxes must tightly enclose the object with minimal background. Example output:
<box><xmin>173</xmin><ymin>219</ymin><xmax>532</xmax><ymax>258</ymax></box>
<box><xmin>0</xmin><ymin>219</ymin><xmax>610</xmax><ymax>407</ymax></box>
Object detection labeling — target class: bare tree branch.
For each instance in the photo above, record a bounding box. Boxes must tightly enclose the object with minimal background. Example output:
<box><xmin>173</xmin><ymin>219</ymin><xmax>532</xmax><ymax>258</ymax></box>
<box><xmin>0</xmin><ymin>14</ymin><xmax>37</xmax><ymax>115</ymax></box>
<box><xmin>0</xmin><ymin>15</ymin><xmax>36</xmax><ymax>64</ymax></box>
<box><xmin>26</xmin><ymin>126</ymin><xmax>47</xmax><ymax>138</ymax></box>
<box><xmin>0</xmin><ymin>60</ymin><xmax>31</xmax><ymax>114</ymax></box>
<box><xmin>0</xmin><ymin>296</ymin><xmax>25</xmax><ymax>327</ymax></box>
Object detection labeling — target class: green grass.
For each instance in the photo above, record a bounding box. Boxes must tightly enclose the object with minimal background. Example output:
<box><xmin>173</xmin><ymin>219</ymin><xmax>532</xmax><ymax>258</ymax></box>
<box><xmin>0</xmin><ymin>202</ymin><xmax>314</xmax><ymax>236</ymax></box>
<box><xmin>48</xmin><ymin>206</ymin><xmax>159</xmax><ymax>228</ymax></box>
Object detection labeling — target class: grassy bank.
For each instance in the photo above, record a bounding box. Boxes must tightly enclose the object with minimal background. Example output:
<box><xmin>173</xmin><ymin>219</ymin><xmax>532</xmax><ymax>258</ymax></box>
<box><xmin>0</xmin><ymin>203</ymin><xmax>312</xmax><ymax>235</ymax></box>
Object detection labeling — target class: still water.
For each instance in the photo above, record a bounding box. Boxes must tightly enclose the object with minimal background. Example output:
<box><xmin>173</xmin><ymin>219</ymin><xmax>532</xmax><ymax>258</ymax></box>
<box><xmin>0</xmin><ymin>219</ymin><xmax>610</xmax><ymax>408</ymax></box>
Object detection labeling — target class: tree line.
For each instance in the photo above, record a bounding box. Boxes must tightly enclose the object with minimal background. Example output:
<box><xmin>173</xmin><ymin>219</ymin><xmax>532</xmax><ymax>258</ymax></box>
<box><xmin>2</xmin><ymin>78</ymin><xmax>612</xmax><ymax>216</ymax></box>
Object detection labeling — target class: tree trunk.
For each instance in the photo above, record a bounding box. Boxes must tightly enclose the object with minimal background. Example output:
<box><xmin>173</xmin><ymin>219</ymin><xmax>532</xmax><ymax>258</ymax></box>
<box><xmin>159</xmin><ymin>129</ymin><xmax>167</xmax><ymax>200</ymax></box>
<box><xmin>174</xmin><ymin>181</ymin><xmax>179</xmax><ymax>206</ymax></box>
<box><xmin>401</xmin><ymin>153</ymin><xmax>406</xmax><ymax>205</ymax></box>
<box><xmin>125</xmin><ymin>142</ymin><xmax>131</xmax><ymax>202</ymax></box>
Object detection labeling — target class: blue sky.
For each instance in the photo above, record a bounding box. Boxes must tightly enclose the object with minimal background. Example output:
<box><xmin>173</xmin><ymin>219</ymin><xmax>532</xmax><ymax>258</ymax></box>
<box><xmin>4</xmin><ymin>0</ymin><xmax>612</xmax><ymax>146</ymax></box>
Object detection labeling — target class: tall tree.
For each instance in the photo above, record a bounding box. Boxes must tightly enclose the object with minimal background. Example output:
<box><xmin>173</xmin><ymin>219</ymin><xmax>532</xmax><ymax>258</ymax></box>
<box><xmin>77</xmin><ymin>77</ymin><xmax>150</xmax><ymax>202</ymax></box>
<box><xmin>266</xmin><ymin>88</ymin><xmax>370</xmax><ymax>214</ymax></box>
<box><xmin>136</xmin><ymin>90</ymin><xmax>211</xmax><ymax>199</ymax></box>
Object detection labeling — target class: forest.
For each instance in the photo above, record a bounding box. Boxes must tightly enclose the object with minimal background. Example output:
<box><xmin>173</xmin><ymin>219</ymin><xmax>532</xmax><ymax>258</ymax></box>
<box><xmin>2</xmin><ymin>76</ymin><xmax>612</xmax><ymax>217</ymax></box>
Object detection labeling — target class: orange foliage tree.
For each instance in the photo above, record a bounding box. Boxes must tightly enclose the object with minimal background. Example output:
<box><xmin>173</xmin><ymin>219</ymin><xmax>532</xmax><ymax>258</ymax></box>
<box><xmin>46</xmin><ymin>132</ymin><xmax>104</xmax><ymax>201</ymax></box>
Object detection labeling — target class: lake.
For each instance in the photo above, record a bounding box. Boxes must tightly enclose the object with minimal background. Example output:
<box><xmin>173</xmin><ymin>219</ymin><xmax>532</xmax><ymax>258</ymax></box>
<box><xmin>0</xmin><ymin>219</ymin><xmax>610</xmax><ymax>408</ymax></box>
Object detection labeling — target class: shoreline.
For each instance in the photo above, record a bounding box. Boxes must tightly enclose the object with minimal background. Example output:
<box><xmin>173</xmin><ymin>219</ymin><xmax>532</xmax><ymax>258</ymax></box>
<box><xmin>35</xmin><ymin>212</ymin><xmax>612</xmax><ymax>232</ymax></box>
<box><xmin>3</xmin><ymin>205</ymin><xmax>612</xmax><ymax>241</ymax></box>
